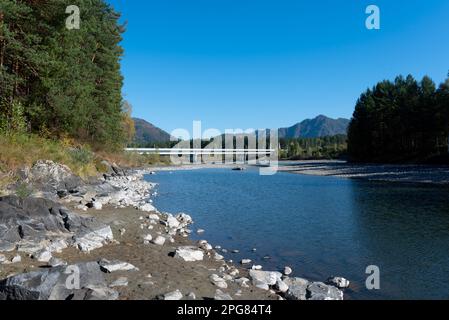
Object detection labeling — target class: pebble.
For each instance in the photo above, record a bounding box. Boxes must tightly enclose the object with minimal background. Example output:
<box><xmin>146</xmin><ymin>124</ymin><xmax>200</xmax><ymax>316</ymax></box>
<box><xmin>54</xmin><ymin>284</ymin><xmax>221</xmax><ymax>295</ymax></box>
<box><xmin>284</xmin><ymin>266</ymin><xmax>293</xmax><ymax>276</ymax></box>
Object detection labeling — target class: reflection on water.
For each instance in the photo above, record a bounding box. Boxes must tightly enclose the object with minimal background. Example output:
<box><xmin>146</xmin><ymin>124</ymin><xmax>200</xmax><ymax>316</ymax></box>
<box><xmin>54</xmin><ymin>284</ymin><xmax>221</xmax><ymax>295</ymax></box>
<box><xmin>146</xmin><ymin>168</ymin><xmax>449</xmax><ymax>299</ymax></box>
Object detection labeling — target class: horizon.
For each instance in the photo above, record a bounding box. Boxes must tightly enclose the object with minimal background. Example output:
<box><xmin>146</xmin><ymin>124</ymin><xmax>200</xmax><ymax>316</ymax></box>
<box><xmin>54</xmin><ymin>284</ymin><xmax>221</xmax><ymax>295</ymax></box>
<box><xmin>107</xmin><ymin>0</ymin><xmax>449</xmax><ymax>133</ymax></box>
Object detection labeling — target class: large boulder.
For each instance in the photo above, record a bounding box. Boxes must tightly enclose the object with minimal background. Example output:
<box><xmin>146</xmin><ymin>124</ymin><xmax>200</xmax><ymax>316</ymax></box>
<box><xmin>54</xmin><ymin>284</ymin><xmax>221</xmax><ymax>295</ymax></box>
<box><xmin>0</xmin><ymin>262</ymin><xmax>117</xmax><ymax>300</ymax></box>
<box><xmin>0</xmin><ymin>196</ymin><xmax>113</xmax><ymax>254</ymax></box>
<box><xmin>18</xmin><ymin>160</ymin><xmax>84</xmax><ymax>194</ymax></box>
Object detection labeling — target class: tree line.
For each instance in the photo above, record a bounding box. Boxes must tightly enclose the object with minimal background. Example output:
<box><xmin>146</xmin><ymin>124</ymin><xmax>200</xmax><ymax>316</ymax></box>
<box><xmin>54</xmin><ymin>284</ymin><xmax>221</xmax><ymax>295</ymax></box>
<box><xmin>348</xmin><ymin>74</ymin><xmax>449</xmax><ymax>162</ymax></box>
<box><xmin>0</xmin><ymin>0</ymin><xmax>133</xmax><ymax>150</ymax></box>
<box><xmin>279</xmin><ymin>135</ymin><xmax>347</xmax><ymax>160</ymax></box>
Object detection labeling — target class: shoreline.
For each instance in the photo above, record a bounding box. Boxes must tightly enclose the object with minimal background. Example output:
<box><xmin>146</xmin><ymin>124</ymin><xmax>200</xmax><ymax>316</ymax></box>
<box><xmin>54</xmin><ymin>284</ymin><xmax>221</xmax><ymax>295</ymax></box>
<box><xmin>0</xmin><ymin>161</ymin><xmax>348</xmax><ymax>300</ymax></box>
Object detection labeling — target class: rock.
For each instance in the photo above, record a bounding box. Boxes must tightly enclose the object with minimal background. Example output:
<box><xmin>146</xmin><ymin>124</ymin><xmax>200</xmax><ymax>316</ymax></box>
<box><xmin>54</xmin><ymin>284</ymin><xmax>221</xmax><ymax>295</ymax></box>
<box><xmin>74</xmin><ymin>225</ymin><xmax>113</xmax><ymax>252</ymax></box>
<box><xmin>214</xmin><ymin>289</ymin><xmax>233</xmax><ymax>300</ymax></box>
<box><xmin>98</xmin><ymin>259</ymin><xmax>139</xmax><ymax>273</ymax></box>
<box><xmin>0</xmin><ymin>262</ymin><xmax>115</xmax><ymax>300</ymax></box>
<box><xmin>138</xmin><ymin>203</ymin><xmax>157</xmax><ymax>213</ymax></box>
<box><xmin>223</xmin><ymin>274</ymin><xmax>233</xmax><ymax>281</ymax></box>
<box><xmin>119</xmin><ymin>228</ymin><xmax>126</xmax><ymax>236</ymax></box>
<box><xmin>92</xmin><ymin>202</ymin><xmax>103</xmax><ymax>210</ymax></box>
<box><xmin>48</xmin><ymin>257</ymin><xmax>67</xmax><ymax>267</ymax></box>
<box><xmin>210</xmin><ymin>274</ymin><xmax>228</xmax><ymax>289</ymax></box>
<box><xmin>235</xmin><ymin>277</ymin><xmax>250</xmax><ymax>288</ymax></box>
<box><xmin>307</xmin><ymin>282</ymin><xmax>344</xmax><ymax>300</ymax></box>
<box><xmin>162</xmin><ymin>290</ymin><xmax>183</xmax><ymax>300</ymax></box>
<box><xmin>166</xmin><ymin>215</ymin><xmax>180</xmax><ymax>229</ymax></box>
<box><xmin>110</xmin><ymin>277</ymin><xmax>128</xmax><ymax>288</ymax></box>
<box><xmin>174</xmin><ymin>246</ymin><xmax>204</xmax><ymax>262</ymax></box>
<box><xmin>198</xmin><ymin>240</ymin><xmax>213</xmax><ymax>251</ymax></box>
<box><xmin>251</xmin><ymin>265</ymin><xmax>263</xmax><ymax>270</ymax></box>
<box><xmin>232</xmin><ymin>250</ymin><xmax>239</xmax><ymax>253</ymax></box>
<box><xmin>327</xmin><ymin>277</ymin><xmax>350</xmax><ymax>289</ymax></box>
<box><xmin>284</xmin><ymin>266</ymin><xmax>293</xmax><ymax>276</ymax></box>
<box><xmin>186</xmin><ymin>292</ymin><xmax>196</xmax><ymax>300</ymax></box>
<box><xmin>175</xmin><ymin>213</ymin><xmax>193</xmax><ymax>227</ymax></box>
<box><xmin>241</xmin><ymin>259</ymin><xmax>252</xmax><ymax>265</ymax></box>
<box><xmin>151</xmin><ymin>236</ymin><xmax>166</xmax><ymax>246</ymax></box>
<box><xmin>21</xmin><ymin>160</ymin><xmax>83</xmax><ymax>194</ymax></box>
<box><xmin>11</xmin><ymin>255</ymin><xmax>21</xmax><ymax>263</ymax></box>
<box><xmin>274</xmin><ymin>278</ymin><xmax>289</xmax><ymax>293</ymax></box>
<box><xmin>147</xmin><ymin>214</ymin><xmax>159</xmax><ymax>220</ymax></box>
<box><xmin>283</xmin><ymin>277</ymin><xmax>309</xmax><ymax>301</ymax></box>
<box><xmin>196</xmin><ymin>229</ymin><xmax>205</xmax><ymax>234</ymax></box>
<box><xmin>47</xmin><ymin>239</ymin><xmax>68</xmax><ymax>253</ymax></box>
<box><xmin>0</xmin><ymin>254</ymin><xmax>6</xmax><ymax>264</ymax></box>
<box><xmin>33</xmin><ymin>250</ymin><xmax>52</xmax><ymax>263</ymax></box>
<box><xmin>143</xmin><ymin>234</ymin><xmax>153</xmax><ymax>243</ymax></box>
<box><xmin>249</xmin><ymin>270</ymin><xmax>282</xmax><ymax>290</ymax></box>
<box><xmin>214</xmin><ymin>253</ymin><xmax>224</xmax><ymax>261</ymax></box>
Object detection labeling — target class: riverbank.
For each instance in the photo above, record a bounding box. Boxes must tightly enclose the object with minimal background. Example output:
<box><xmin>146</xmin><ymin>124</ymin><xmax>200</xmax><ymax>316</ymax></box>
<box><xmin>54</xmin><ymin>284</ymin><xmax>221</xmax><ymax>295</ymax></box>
<box><xmin>0</xmin><ymin>160</ymin><xmax>348</xmax><ymax>300</ymax></box>
<box><xmin>277</xmin><ymin>160</ymin><xmax>449</xmax><ymax>185</ymax></box>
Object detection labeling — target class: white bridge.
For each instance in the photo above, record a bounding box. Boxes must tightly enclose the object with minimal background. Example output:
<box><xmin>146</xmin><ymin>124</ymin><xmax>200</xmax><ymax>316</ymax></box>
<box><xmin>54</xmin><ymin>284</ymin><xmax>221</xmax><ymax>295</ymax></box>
<box><xmin>125</xmin><ymin>148</ymin><xmax>277</xmax><ymax>163</ymax></box>
<box><xmin>125</xmin><ymin>148</ymin><xmax>276</xmax><ymax>155</ymax></box>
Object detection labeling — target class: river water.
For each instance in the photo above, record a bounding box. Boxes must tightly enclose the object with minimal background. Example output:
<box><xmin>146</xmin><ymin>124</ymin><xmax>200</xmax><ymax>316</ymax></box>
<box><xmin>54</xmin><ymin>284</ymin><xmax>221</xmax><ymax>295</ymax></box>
<box><xmin>145</xmin><ymin>167</ymin><xmax>449</xmax><ymax>299</ymax></box>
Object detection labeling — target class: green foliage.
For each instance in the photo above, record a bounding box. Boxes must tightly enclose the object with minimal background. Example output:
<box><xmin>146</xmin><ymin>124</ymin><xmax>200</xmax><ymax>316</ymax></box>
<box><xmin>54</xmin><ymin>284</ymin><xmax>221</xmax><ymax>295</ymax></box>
<box><xmin>0</xmin><ymin>0</ymin><xmax>128</xmax><ymax>150</ymax></box>
<box><xmin>15</xmin><ymin>182</ymin><xmax>32</xmax><ymax>199</ymax></box>
<box><xmin>279</xmin><ymin>135</ymin><xmax>348</xmax><ymax>160</ymax></box>
<box><xmin>348</xmin><ymin>74</ymin><xmax>449</xmax><ymax>162</ymax></box>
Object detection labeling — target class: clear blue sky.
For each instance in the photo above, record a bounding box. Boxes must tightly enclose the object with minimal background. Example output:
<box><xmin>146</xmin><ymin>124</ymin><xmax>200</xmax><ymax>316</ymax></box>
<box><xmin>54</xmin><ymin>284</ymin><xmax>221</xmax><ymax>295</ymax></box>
<box><xmin>107</xmin><ymin>0</ymin><xmax>449</xmax><ymax>133</ymax></box>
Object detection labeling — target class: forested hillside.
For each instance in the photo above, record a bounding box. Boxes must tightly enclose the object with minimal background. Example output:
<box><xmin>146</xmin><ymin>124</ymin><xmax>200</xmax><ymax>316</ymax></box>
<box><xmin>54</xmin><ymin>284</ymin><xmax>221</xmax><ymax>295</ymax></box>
<box><xmin>0</xmin><ymin>0</ymin><xmax>133</xmax><ymax>150</ymax></box>
<box><xmin>348</xmin><ymin>74</ymin><xmax>449</xmax><ymax>163</ymax></box>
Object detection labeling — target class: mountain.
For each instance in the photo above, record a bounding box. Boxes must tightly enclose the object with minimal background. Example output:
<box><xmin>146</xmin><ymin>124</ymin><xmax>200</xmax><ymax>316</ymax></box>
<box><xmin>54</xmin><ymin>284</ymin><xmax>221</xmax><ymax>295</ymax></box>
<box><xmin>132</xmin><ymin>118</ymin><xmax>172</xmax><ymax>145</ymax></box>
<box><xmin>278</xmin><ymin>115</ymin><xmax>350</xmax><ymax>139</ymax></box>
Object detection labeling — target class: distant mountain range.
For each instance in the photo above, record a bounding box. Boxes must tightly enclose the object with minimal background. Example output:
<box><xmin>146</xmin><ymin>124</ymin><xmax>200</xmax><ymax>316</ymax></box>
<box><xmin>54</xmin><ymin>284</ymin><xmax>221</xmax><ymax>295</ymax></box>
<box><xmin>132</xmin><ymin>115</ymin><xmax>350</xmax><ymax>145</ymax></box>
<box><xmin>132</xmin><ymin>118</ymin><xmax>172</xmax><ymax>145</ymax></box>
<box><xmin>278</xmin><ymin>115</ymin><xmax>350</xmax><ymax>139</ymax></box>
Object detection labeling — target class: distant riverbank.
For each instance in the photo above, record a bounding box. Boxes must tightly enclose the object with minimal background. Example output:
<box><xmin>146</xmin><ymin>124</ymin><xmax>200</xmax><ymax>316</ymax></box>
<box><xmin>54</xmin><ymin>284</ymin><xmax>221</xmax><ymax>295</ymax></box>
<box><xmin>277</xmin><ymin>160</ymin><xmax>449</xmax><ymax>185</ymax></box>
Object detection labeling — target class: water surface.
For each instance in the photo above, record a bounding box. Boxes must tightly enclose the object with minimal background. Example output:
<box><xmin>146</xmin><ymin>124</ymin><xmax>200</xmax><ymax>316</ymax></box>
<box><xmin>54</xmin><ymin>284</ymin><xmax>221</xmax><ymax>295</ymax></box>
<box><xmin>146</xmin><ymin>167</ymin><xmax>449</xmax><ymax>299</ymax></box>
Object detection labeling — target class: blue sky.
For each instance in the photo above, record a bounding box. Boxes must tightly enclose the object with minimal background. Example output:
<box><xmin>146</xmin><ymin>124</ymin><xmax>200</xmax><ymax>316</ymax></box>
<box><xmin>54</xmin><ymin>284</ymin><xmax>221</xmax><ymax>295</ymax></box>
<box><xmin>107</xmin><ymin>0</ymin><xmax>449</xmax><ymax>133</ymax></box>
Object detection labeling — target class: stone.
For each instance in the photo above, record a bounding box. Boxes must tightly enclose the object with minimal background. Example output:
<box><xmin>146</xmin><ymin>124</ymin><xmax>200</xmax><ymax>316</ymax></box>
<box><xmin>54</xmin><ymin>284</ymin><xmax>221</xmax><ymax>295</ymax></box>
<box><xmin>196</xmin><ymin>229</ymin><xmax>205</xmax><ymax>234</ymax></box>
<box><xmin>0</xmin><ymin>254</ymin><xmax>6</xmax><ymax>264</ymax></box>
<box><xmin>0</xmin><ymin>262</ymin><xmax>114</xmax><ymax>300</ymax></box>
<box><xmin>241</xmin><ymin>259</ymin><xmax>252</xmax><ymax>265</ymax></box>
<box><xmin>198</xmin><ymin>240</ymin><xmax>213</xmax><ymax>251</ymax></box>
<box><xmin>152</xmin><ymin>236</ymin><xmax>166</xmax><ymax>246</ymax></box>
<box><xmin>249</xmin><ymin>270</ymin><xmax>282</xmax><ymax>289</ymax></box>
<box><xmin>214</xmin><ymin>253</ymin><xmax>224</xmax><ymax>261</ymax></box>
<box><xmin>251</xmin><ymin>265</ymin><xmax>263</xmax><ymax>270</ymax></box>
<box><xmin>174</xmin><ymin>246</ymin><xmax>204</xmax><ymax>262</ymax></box>
<box><xmin>162</xmin><ymin>290</ymin><xmax>183</xmax><ymax>300</ymax></box>
<box><xmin>166</xmin><ymin>215</ymin><xmax>180</xmax><ymax>229</ymax></box>
<box><xmin>119</xmin><ymin>228</ymin><xmax>126</xmax><ymax>236</ymax></box>
<box><xmin>307</xmin><ymin>282</ymin><xmax>344</xmax><ymax>300</ymax></box>
<box><xmin>48</xmin><ymin>257</ymin><xmax>67</xmax><ymax>267</ymax></box>
<box><xmin>283</xmin><ymin>277</ymin><xmax>309</xmax><ymax>301</ymax></box>
<box><xmin>11</xmin><ymin>255</ymin><xmax>21</xmax><ymax>263</ymax></box>
<box><xmin>210</xmin><ymin>274</ymin><xmax>228</xmax><ymax>289</ymax></box>
<box><xmin>235</xmin><ymin>277</ymin><xmax>250</xmax><ymax>288</ymax></box>
<box><xmin>143</xmin><ymin>234</ymin><xmax>153</xmax><ymax>243</ymax></box>
<box><xmin>98</xmin><ymin>259</ymin><xmax>139</xmax><ymax>273</ymax></box>
<box><xmin>74</xmin><ymin>225</ymin><xmax>113</xmax><ymax>252</ymax></box>
<box><xmin>284</xmin><ymin>266</ymin><xmax>293</xmax><ymax>276</ymax></box>
<box><xmin>327</xmin><ymin>277</ymin><xmax>350</xmax><ymax>289</ymax></box>
<box><xmin>274</xmin><ymin>278</ymin><xmax>289</xmax><ymax>293</ymax></box>
<box><xmin>214</xmin><ymin>289</ymin><xmax>233</xmax><ymax>300</ymax></box>
<box><xmin>92</xmin><ymin>202</ymin><xmax>103</xmax><ymax>210</ymax></box>
<box><xmin>147</xmin><ymin>214</ymin><xmax>159</xmax><ymax>220</ymax></box>
<box><xmin>138</xmin><ymin>203</ymin><xmax>157</xmax><ymax>213</ymax></box>
<box><xmin>186</xmin><ymin>292</ymin><xmax>196</xmax><ymax>300</ymax></box>
<box><xmin>110</xmin><ymin>277</ymin><xmax>128</xmax><ymax>288</ymax></box>
<box><xmin>33</xmin><ymin>250</ymin><xmax>52</xmax><ymax>263</ymax></box>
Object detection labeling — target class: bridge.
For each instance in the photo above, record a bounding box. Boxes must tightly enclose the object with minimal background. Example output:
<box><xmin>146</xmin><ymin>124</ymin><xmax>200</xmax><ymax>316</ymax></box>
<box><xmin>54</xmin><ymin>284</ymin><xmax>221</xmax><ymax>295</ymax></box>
<box><xmin>125</xmin><ymin>148</ymin><xmax>277</xmax><ymax>163</ymax></box>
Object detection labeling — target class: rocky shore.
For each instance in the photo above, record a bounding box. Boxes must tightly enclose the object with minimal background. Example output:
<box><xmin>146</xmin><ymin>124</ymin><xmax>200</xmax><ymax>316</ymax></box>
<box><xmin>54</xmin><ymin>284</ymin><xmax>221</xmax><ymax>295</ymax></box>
<box><xmin>0</xmin><ymin>160</ymin><xmax>349</xmax><ymax>300</ymax></box>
